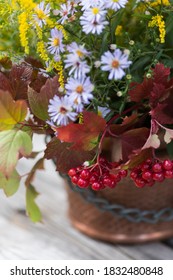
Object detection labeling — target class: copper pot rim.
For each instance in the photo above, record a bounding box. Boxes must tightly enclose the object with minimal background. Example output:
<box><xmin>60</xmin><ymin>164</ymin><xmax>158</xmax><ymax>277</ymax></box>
<box><xmin>69</xmin><ymin>214</ymin><xmax>173</xmax><ymax>244</ymax></box>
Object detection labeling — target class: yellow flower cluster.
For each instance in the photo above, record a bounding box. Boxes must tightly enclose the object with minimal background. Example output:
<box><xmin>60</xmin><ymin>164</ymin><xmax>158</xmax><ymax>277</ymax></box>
<box><xmin>56</xmin><ymin>24</ymin><xmax>68</xmax><ymax>40</ymax></box>
<box><xmin>37</xmin><ymin>41</ymin><xmax>49</xmax><ymax>62</ymax></box>
<box><xmin>115</xmin><ymin>25</ymin><xmax>123</xmax><ymax>36</ymax></box>
<box><xmin>53</xmin><ymin>61</ymin><xmax>65</xmax><ymax>89</ymax></box>
<box><xmin>18</xmin><ymin>12</ymin><xmax>30</xmax><ymax>54</ymax></box>
<box><xmin>149</xmin><ymin>0</ymin><xmax>170</xmax><ymax>7</ymax></box>
<box><xmin>148</xmin><ymin>15</ymin><xmax>166</xmax><ymax>43</ymax></box>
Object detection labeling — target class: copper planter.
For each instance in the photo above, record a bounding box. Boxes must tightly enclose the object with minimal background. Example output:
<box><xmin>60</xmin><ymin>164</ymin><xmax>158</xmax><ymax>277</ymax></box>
<box><xmin>66</xmin><ymin>176</ymin><xmax>173</xmax><ymax>244</ymax></box>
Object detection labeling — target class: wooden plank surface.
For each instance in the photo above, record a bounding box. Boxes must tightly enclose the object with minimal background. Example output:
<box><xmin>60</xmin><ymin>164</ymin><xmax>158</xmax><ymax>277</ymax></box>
<box><xmin>0</xmin><ymin>135</ymin><xmax>173</xmax><ymax>260</ymax></box>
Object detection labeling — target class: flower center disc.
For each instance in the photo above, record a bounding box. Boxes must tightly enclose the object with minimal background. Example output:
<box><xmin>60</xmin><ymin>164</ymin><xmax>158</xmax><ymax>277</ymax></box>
<box><xmin>76</xmin><ymin>85</ymin><xmax>83</xmax><ymax>94</ymax></box>
<box><xmin>60</xmin><ymin>107</ymin><xmax>67</xmax><ymax>114</ymax></box>
<box><xmin>92</xmin><ymin>7</ymin><xmax>99</xmax><ymax>15</ymax></box>
<box><xmin>53</xmin><ymin>38</ymin><xmax>60</xmax><ymax>46</ymax></box>
<box><xmin>36</xmin><ymin>9</ymin><xmax>45</xmax><ymax>20</ymax></box>
<box><xmin>112</xmin><ymin>60</ymin><xmax>119</xmax><ymax>68</ymax></box>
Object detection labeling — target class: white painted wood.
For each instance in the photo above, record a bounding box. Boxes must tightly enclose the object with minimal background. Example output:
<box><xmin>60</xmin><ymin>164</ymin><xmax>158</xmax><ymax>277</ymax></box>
<box><xmin>0</xmin><ymin>134</ymin><xmax>173</xmax><ymax>260</ymax></box>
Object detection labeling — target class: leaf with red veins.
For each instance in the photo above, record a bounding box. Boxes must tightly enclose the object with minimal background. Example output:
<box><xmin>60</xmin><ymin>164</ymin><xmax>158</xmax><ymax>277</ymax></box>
<box><xmin>0</xmin><ymin>73</ymin><xmax>13</xmax><ymax>95</ymax></box>
<box><xmin>44</xmin><ymin>137</ymin><xmax>95</xmax><ymax>173</ymax></box>
<box><xmin>109</xmin><ymin>114</ymin><xmax>138</xmax><ymax>136</ymax></box>
<box><xmin>164</xmin><ymin>128</ymin><xmax>173</xmax><ymax>144</ymax></box>
<box><xmin>9</xmin><ymin>64</ymin><xmax>33</xmax><ymax>100</ymax></box>
<box><xmin>56</xmin><ymin>111</ymin><xmax>106</xmax><ymax>151</ymax></box>
<box><xmin>111</xmin><ymin>128</ymin><xmax>150</xmax><ymax>162</ymax></box>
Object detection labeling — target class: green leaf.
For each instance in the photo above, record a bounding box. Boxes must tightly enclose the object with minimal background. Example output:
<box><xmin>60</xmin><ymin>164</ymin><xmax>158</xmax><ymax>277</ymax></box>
<box><xmin>26</xmin><ymin>185</ymin><xmax>42</xmax><ymax>223</ymax></box>
<box><xmin>28</xmin><ymin>76</ymin><xmax>60</xmax><ymax>121</ymax></box>
<box><xmin>0</xmin><ymin>130</ymin><xmax>32</xmax><ymax>177</ymax></box>
<box><xmin>0</xmin><ymin>170</ymin><xmax>20</xmax><ymax>196</ymax></box>
<box><xmin>0</xmin><ymin>90</ymin><xmax>28</xmax><ymax>130</ymax></box>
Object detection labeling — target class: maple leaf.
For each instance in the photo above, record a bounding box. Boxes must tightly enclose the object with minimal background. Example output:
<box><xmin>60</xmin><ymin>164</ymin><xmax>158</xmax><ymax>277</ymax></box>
<box><xmin>150</xmin><ymin>92</ymin><xmax>173</xmax><ymax>125</ymax></box>
<box><xmin>0</xmin><ymin>129</ymin><xmax>32</xmax><ymax>177</ymax></box>
<box><xmin>111</xmin><ymin>127</ymin><xmax>149</xmax><ymax>162</ymax></box>
<box><xmin>56</xmin><ymin>111</ymin><xmax>106</xmax><ymax>151</ymax></box>
<box><xmin>28</xmin><ymin>76</ymin><xmax>60</xmax><ymax>121</ymax></box>
<box><xmin>109</xmin><ymin>114</ymin><xmax>138</xmax><ymax>136</ymax></box>
<box><xmin>128</xmin><ymin>148</ymin><xmax>153</xmax><ymax>169</ymax></box>
<box><xmin>45</xmin><ymin>137</ymin><xmax>95</xmax><ymax>173</ymax></box>
<box><xmin>128</xmin><ymin>63</ymin><xmax>171</xmax><ymax>104</ymax></box>
<box><xmin>0</xmin><ymin>90</ymin><xmax>28</xmax><ymax>130</ymax></box>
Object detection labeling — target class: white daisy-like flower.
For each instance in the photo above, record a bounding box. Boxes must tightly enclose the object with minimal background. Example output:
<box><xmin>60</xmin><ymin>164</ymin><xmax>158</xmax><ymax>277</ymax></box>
<box><xmin>80</xmin><ymin>17</ymin><xmax>108</xmax><ymax>35</ymax></box>
<box><xmin>80</xmin><ymin>0</ymin><xmax>105</xmax><ymax>10</ymax></box>
<box><xmin>72</xmin><ymin>101</ymin><xmax>84</xmax><ymax>113</ymax></box>
<box><xmin>97</xmin><ymin>106</ymin><xmax>111</xmax><ymax>118</ymax></box>
<box><xmin>65</xmin><ymin>76</ymin><xmax>94</xmax><ymax>105</ymax></box>
<box><xmin>101</xmin><ymin>49</ymin><xmax>132</xmax><ymax>80</ymax></box>
<box><xmin>47</xmin><ymin>28</ymin><xmax>65</xmax><ymax>56</ymax></box>
<box><xmin>81</xmin><ymin>4</ymin><xmax>107</xmax><ymax>23</ymax></box>
<box><xmin>67</xmin><ymin>42</ymin><xmax>90</xmax><ymax>59</ymax></box>
<box><xmin>64</xmin><ymin>54</ymin><xmax>90</xmax><ymax>78</ymax></box>
<box><xmin>57</xmin><ymin>3</ymin><xmax>72</xmax><ymax>24</ymax></box>
<box><xmin>33</xmin><ymin>1</ymin><xmax>50</xmax><ymax>28</ymax></box>
<box><xmin>104</xmin><ymin>0</ymin><xmax>128</xmax><ymax>11</ymax></box>
<box><xmin>48</xmin><ymin>95</ymin><xmax>77</xmax><ymax>126</ymax></box>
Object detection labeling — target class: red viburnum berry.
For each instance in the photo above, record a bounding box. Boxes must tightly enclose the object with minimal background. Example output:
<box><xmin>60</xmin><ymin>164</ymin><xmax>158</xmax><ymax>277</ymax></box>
<box><xmin>77</xmin><ymin>178</ymin><xmax>89</xmax><ymax>188</ymax></box>
<box><xmin>71</xmin><ymin>175</ymin><xmax>79</xmax><ymax>184</ymax></box>
<box><xmin>152</xmin><ymin>172</ymin><xmax>164</xmax><ymax>182</ymax></box>
<box><xmin>68</xmin><ymin>168</ymin><xmax>77</xmax><ymax>177</ymax></box>
<box><xmin>80</xmin><ymin>169</ymin><xmax>91</xmax><ymax>180</ymax></box>
<box><xmin>162</xmin><ymin>160</ymin><xmax>173</xmax><ymax>171</ymax></box>
<box><xmin>152</xmin><ymin>162</ymin><xmax>163</xmax><ymax>173</ymax></box>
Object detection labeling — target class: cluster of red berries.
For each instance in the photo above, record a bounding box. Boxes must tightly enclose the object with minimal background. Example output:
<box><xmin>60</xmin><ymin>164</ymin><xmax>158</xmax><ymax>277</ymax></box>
<box><xmin>68</xmin><ymin>157</ymin><xmax>128</xmax><ymax>191</ymax></box>
<box><xmin>130</xmin><ymin>159</ymin><xmax>173</xmax><ymax>188</ymax></box>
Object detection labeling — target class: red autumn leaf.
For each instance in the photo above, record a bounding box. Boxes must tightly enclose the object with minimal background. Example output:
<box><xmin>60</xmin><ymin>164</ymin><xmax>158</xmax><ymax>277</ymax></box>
<box><xmin>128</xmin><ymin>63</ymin><xmax>171</xmax><ymax>103</ymax></box>
<box><xmin>109</xmin><ymin>114</ymin><xmax>138</xmax><ymax>136</ymax></box>
<box><xmin>128</xmin><ymin>79</ymin><xmax>153</xmax><ymax>102</ymax></box>
<box><xmin>56</xmin><ymin>111</ymin><xmax>106</xmax><ymax>151</ymax></box>
<box><xmin>111</xmin><ymin>127</ymin><xmax>150</xmax><ymax>162</ymax></box>
<box><xmin>28</xmin><ymin>76</ymin><xmax>60</xmax><ymax>121</ymax></box>
<box><xmin>0</xmin><ymin>73</ymin><xmax>13</xmax><ymax>95</ymax></box>
<box><xmin>153</xmin><ymin>63</ymin><xmax>170</xmax><ymax>84</ymax></box>
<box><xmin>9</xmin><ymin>64</ymin><xmax>33</xmax><ymax>100</ymax></box>
<box><xmin>128</xmin><ymin>148</ymin><xmax>153</xmax><ymax>169</ymax></box>
<box><xmin>44</xmin><ymin>137</ymin><xmax>95</xmax><ymax>173</ymax></box>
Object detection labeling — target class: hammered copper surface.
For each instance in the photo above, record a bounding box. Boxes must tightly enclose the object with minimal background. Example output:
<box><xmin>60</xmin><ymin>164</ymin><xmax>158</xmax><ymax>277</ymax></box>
<box><xmin>66</xmin><ymin>177</ymin><xmax>173</xmax><ymax>244</ymax></box>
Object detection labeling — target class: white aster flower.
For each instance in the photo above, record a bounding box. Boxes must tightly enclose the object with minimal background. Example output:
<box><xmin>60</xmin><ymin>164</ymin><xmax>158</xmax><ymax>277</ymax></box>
<box><xmin>80</xmin><ymin>0</ymin><xmax>105</xmax><ymax>10</ymax></box>
<box><xmin>104</xmin><ymin>0</ymin><xmax>128</xmax><ymax>11</ymax></box>
<box><xmin>64</xmin><ymin>54</ymin><xmax>90</xmax><ymax>78</ymax></box>
<box><xmin>57</xmin><ymin>3</ymin><xmax>72</xmax><ymax>24</ymax></box>
<box><xmin>80</xmin><ymin>17</ymin><xmax>108</xmax><ymax>35</ymax></box>
<box><xmin>65</xmin><ymin>77</ymin><xmax>94</xmax><ymax>105</ymax></box>
<box><xmin>72</xmin><ymin>101</ymin><xmax>84</xmax><ymax>113</ymax></box>
<box><xmin>98</xmin><ymin>106</ymin><xmax>111</xmax><ymax>118</ymax></box>
<box><xmin>67</xmin><ymin>42</ymin><xmax>90</xmax><ymax>59</ymax></box>
<box><xmin>33</xmin><ymin>1</ymin><xmax>50</xmax><ymax>28</ymax></box>
<box><xmin>48</xmin><ymin>95</ymin><xmax>77</xmax><ymax>126</ymax></box>
<box><xmin>47</xmin><ymin>28</ymin><xmax>65</xmax><ymax>56</ymax></box>
<box><xmin>101</xmin><ymin>49</ymin><xmax>132</xmax><ymax>80</ymax></box>
<box><xmin>81</xmin><ymin>5</ymin><xmax>107</xmax><ymax>23</ymax></box>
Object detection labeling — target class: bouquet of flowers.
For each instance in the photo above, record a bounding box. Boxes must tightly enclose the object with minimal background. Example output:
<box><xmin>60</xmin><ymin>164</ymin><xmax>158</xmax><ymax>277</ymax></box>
<box><xmin>0</xmin><ymin>0</ymin><xmax>173</xmax><ymax>221</ymax></box>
